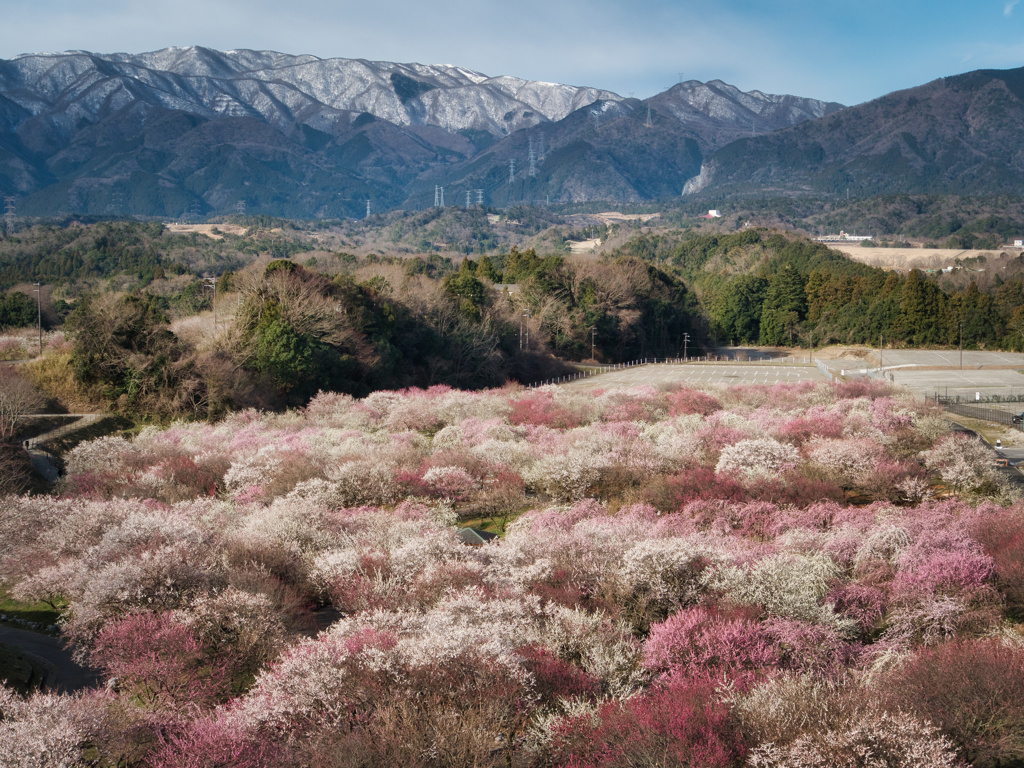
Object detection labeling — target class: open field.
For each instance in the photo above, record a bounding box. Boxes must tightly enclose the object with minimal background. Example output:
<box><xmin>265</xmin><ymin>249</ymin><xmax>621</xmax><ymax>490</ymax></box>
<box><xmin>164</xmin><ymin>223</ymin><xmax>248</xmax><ymax>239</ymax></box>
<box><xmin>831</xmin><ymin>243</ymin><xmax>1007</xmax><ymax>271</ymax></box>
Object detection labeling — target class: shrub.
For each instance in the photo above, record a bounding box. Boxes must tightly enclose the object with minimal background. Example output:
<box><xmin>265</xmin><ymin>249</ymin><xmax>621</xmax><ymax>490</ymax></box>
<box><xmin>969</xmin><ymin>505</ymin><xmax>1024</xmax><ymax>616</ymax></box>
<box><xmin>880</xmin><ymin>638</ymin><xmax>1024</xmax><ymax>767</ymax></box>
<box><xmin>90</xmin><ymin>611</ymin><xmax>228</xmax><ymax>709</ymax></box>
<box><xmin>548</xmin><ymin>676</ymin><xmax>745</xmax><ymax>768</ymax></box>
<box><xmin>746</xmin><ymin>710</ymin><xmax>963</xmax><ymax>768</ymax></box>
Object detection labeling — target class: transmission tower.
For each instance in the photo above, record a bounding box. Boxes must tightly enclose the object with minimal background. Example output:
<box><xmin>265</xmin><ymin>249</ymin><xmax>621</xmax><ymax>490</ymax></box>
<box><xmin>528</xmin><ymin>138</ymin><xmax>537</xmax><ymax>177</ymax></box>
<box><xmin>236</xmin><ymin>200</ymin><xmax>246</xmax><ymax>216</ymax></box>
<box><xmin>366</xmin><ymin>199</ymin><xmax>371</xmax><ymax>219</ymax></box>
<box><xmin>591</xmin><ymin>110</ymin><xmax>599</xmax><ymax>130</ymax></box>
<box><xmin>440</xmin><ymin>186</ymin><xmax>444</xmax><ymax>207</ymax></box>
<box><xmin>465</xmin><ymin>190</ymin><xmax>472</xmax><ymax>208</ymax></box>
<box><xmin>645</xmin><ymin>106</ymin><xmax>653</xmax><ymax>128</ymax></box>
<box><xmin>538</xmin><ymin>135</ymin><xmax>545</xmax><ymax>162</ymax></box>
<box><xmin>3</xmin><ymin>196</ymin><xmax>14</xmax><ymax>233</ymax></box>
<box><xmin>108</xmin><ymin>190</ymin><xmax>125</xmax><ymax>218</ymax></box>
<box><xmin>476</xmin><ymin>189</ymin><xmax>484</xmax><ymax>205</ymax></box>
<box><xmin>509</xmin><ymin>160</ymin><xmax>516</xmax><ymax>184</ymax></box>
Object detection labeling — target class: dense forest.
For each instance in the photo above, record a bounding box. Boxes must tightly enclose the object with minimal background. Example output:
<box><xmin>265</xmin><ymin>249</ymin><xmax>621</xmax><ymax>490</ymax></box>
<box><xmin>3</xmin><ymin>217</ymin><xmax>1024</xmax><ymax>420</ymax></box>
<box><xmin>0</xmin><ymin>221</ymin><xmax>696</xmax><ymax>418</ymax></box>
<box><xmin>611</xmin><ymin>229</ymin><xmax>1023</xmax><ymax>350</ymax></box>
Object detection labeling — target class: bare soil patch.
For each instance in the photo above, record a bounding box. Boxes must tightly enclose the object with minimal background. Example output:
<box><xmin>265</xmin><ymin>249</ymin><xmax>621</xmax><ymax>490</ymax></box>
<box><xmin>165</xmin><ymin>224</ymin><xmax>247</xmax><ymax>239</ymax></box>
<box><xmin>830</xmin><ymin>244</ymin><xmax>1002</xmax><ymax>271</ymax></box>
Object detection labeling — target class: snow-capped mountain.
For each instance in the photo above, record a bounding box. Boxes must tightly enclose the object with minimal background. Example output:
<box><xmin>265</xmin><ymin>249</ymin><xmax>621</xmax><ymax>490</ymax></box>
<box><xmin>0</xmin><ymin>47</ymin><xmax>845</xmax><ymax>217</ymax></box>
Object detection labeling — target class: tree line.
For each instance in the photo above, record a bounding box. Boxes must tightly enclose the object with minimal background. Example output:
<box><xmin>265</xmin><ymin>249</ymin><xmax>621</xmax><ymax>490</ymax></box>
<box><xmin>613</xmin><ymin>229</ymin><xmax>1022</xmax><ymax>349</ymax></box>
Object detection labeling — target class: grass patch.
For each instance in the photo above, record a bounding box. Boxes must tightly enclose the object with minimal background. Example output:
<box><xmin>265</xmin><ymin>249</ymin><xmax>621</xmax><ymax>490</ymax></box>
<box><xmin>0</xmin><ymin>584</ymin><xmax>63</xmax><ymax>630</ymax></box>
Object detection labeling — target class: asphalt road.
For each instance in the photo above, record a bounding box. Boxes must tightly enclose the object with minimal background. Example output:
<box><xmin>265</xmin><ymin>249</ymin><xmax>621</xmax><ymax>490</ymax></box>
<box><xmin>0</xmin><ymin>625</ymin><xmax>99</xmax><ymax>693</ymax></box>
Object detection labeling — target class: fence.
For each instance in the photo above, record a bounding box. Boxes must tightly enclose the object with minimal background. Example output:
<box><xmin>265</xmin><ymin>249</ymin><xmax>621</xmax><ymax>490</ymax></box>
<box><xmin>935</xmin><ymin>392</ymin><xmax>1024</xmax><ymax>404</ymax></box>
<box><xmin>939</xmin><ymin>402</ymin><xmax>1024</xmax><ymax>430</ymax></box>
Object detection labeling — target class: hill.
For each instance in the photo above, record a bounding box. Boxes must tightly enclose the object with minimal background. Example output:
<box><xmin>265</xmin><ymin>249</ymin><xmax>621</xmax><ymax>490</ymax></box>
<box><xmin>685</xmin><ymin>67</ymin><xmax>1024</xmax><ymax>198</ymax></box>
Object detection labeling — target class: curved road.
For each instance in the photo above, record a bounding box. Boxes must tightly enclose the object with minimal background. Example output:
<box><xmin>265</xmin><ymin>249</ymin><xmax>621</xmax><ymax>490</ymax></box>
<box><xmin>0</xmin><ymin>625</ymin><xmax>99</xmax><ymax>692</ymax></box>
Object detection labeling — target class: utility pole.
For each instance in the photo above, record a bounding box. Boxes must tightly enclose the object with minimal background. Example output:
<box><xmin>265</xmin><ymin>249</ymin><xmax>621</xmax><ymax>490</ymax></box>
<box><xmin>879</xmin><ymin>333</ymin><xmax>883</xmax><ymax>373</ymax></box>
<box><xmin>34</xmin><ymin>282</ymin><xmax>42</xmax><ymax>356</ymax></box>
<box><xmin>591</xmin><ymin>327</ymin><xmax>596</xmax><ymax>361</ymax></box>
<box><xmin>960</xmin><ymin>322</ymin><xmax>963</xmax><ymax>370</ymax></box>
<box><xmin>683</xmin><ymin>332</ymin><xmax>690</xmax><ymax>361</ymax></box>
<box><xmin>523</xmin><ymin>309</ymin><xmax>530</xmax><ymax>349</ymax></box>
<box><xmin>204</xmin><ymin>277</ymin><xmax>218</xmax><ymax>332</ymax></box>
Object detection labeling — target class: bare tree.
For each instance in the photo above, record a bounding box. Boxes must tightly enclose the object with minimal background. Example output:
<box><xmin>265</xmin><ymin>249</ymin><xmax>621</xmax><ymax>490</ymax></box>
<box><xmin>0</xmin><ymin>366</ymin><xmax>44</xmax><ymax>441</ymax></box>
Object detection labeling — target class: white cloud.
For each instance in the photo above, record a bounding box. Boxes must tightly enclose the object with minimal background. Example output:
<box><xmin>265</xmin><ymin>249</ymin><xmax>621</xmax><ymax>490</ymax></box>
<box><xmin>1005</xmin><ymin>0</ymin><xmax>1019</xmax><ymax>17</ymax></box>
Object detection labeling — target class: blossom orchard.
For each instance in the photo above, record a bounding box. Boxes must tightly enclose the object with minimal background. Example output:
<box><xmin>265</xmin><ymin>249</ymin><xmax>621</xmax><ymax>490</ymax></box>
<box><xmin>1</xmin><ymin>379</ymin><xmax>1022</xmax><ymax>766</ymax></box>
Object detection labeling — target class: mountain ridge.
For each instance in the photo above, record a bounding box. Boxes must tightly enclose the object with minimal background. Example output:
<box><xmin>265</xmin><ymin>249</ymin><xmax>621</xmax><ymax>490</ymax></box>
<box><xmin>685</xmin><ymin>66</ymin><xmax>1024</xmax><ymax>198</ymax></box>
<box><xmin>0</xmin><ymin>47</ymin><xmax>842</xmax><ymax>217</ymax></box>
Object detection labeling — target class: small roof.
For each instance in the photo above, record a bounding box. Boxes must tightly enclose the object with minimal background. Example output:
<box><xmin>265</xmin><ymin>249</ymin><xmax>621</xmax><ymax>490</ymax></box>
<box><xmin>457</xmin><ymin>527</ymin><xmax>499</xmax><ymax>546</ymax></box>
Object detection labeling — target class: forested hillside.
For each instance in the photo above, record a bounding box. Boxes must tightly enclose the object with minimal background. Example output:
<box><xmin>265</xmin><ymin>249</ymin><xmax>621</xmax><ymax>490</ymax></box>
<box><xmin>612</xmin><ymin>229</ymin><xmax>1021</xmax><ymax>349</ymax></box>
<box><xmin>1</xmin><ymin>221</ymin><xmax>696</xmax><ymax>417</ymax></box>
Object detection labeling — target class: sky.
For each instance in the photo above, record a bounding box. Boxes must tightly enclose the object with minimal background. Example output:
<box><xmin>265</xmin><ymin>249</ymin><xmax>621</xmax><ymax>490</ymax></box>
<box><xmin>2</xmin><ymin>0</ymin><xmax>1024</xmax><ymax>106</ymax></box>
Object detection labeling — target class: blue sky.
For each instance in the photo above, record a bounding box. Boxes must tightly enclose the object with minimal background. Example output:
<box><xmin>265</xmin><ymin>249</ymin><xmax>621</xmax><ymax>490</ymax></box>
<box><xmin>2</xmin><ymin>0</ymin><xmax>1023</xmax><ymax>105</ymax></box>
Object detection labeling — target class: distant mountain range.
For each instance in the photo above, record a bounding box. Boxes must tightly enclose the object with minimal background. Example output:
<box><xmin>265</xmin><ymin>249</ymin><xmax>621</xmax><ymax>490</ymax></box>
<box><xmin>685</xmin><ymin>68</ymin><xmax>1024</xmax><ymax>198</ymax></box>
<box><xmin>0</xmin><ymin>47</ymin><xmax>842</xmax><ymax>217</ymax></box>
<box><xmin>6</xmin><ymin>48</ymin><xmax>1023</xmax><ymax>218</ymax></box>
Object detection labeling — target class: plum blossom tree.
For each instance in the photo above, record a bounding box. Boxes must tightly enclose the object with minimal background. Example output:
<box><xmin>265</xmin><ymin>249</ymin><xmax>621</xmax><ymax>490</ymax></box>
<box><xmin>716</xmin><ymin>437</ymin><xmax>800</xmax><ymax>482</ymax></box>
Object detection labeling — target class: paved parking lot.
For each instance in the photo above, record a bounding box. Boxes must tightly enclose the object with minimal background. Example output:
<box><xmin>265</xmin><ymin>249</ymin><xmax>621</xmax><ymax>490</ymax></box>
<box><xmin>563</xmin><ymin>362</ymin><xmax>828</xmax><ymax>391</ymax></box>
<box><xmin>869</xmin><ymin>350</ymin><xmax>1024</xmax><ymax>368</ymax></box>
<box><xmin>557</xmin><ymin>354</ymin><xmax>1024</xmax><ymax>403</ymax></box>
